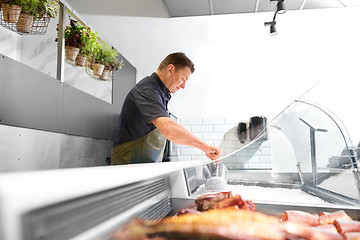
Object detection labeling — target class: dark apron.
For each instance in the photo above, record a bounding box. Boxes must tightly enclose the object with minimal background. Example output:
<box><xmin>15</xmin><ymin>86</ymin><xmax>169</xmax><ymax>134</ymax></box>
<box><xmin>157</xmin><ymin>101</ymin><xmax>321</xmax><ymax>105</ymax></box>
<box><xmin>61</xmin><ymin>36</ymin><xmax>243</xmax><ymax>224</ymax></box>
<box><xmin>110</xmin><ymin>128</ymin><xmax>167</xmax><ymax>165</ymax></box>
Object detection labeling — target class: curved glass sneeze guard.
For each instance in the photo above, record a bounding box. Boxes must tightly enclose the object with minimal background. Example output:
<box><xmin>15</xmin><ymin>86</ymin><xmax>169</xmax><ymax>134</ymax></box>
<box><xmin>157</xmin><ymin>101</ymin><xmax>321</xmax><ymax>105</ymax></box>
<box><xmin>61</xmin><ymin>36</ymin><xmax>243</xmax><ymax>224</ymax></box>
<box><xmin>200</xmin><ymin>80</ymin><xmax>360</xmax><ymax>207</ymax></box>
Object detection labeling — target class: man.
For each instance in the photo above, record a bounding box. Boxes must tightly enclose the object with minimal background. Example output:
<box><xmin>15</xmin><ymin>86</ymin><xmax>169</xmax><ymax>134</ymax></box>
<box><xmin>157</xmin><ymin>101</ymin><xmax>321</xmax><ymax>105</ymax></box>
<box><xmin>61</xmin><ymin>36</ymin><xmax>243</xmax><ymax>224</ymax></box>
<box><xmin>111</xmin><ymin>52</ymin><xmax>221</xmax><ymax>165</ymax></box>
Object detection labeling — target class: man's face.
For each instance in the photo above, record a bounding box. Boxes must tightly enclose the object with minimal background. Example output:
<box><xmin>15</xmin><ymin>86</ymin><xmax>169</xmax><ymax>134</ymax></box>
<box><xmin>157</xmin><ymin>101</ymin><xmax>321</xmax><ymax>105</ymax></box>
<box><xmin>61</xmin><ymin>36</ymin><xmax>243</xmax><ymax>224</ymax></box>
<box><xmin>166</xmin><ymin>65</ymin><xmax>192</xmax><ymax>94</ymax></box>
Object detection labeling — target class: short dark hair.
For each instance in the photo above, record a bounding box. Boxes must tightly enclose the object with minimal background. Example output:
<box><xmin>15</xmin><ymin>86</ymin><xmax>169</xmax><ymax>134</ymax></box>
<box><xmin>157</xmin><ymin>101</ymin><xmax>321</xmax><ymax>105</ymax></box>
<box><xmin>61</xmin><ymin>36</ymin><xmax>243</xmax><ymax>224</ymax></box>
<box><xmin>158</xmin><ymin>52</ymin><xmax>195</xmax><ymax>73</ymax></box>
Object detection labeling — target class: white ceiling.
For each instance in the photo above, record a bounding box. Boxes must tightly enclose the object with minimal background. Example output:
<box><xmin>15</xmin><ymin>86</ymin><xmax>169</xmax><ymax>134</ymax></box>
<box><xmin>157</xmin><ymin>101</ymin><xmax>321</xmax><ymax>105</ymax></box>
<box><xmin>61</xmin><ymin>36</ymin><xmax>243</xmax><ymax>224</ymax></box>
<box><xmin>63</xmin><ymin>0</ymin><xmax>360</xmax><ymax>83</ymax></box>
<box><xmin>66</xmin><ymin>0</ymin><xmax>360</xmax><ymax>18</ymax></box>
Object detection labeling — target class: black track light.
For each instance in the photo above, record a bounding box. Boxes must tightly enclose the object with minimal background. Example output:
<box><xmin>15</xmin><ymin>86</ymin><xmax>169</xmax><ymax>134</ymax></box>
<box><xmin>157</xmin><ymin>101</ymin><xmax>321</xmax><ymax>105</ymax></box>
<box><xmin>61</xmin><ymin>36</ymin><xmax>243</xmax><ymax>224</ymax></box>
<box><xmin>264</xmin><ymin>21</ymin><xmax>277</xmax><ymax>36</ymax></box>
<box><xmin>264</xmin><ymin>0</ymin><xmax>285</xmax><ymax>35</ymax></box>
<box><xmin>277</xmin><ymin>0</ymin><xmax>286</xmax><ymax>14</ymax></box>
<box><xmin>271</xmin><ymin>0</ymin><xmax>286</xmax><ymax>13</ymax></box>
<box><xmin>270</xmin><ymin>24</ymin><xmax>277</xmax><ymax>35</ymax></box>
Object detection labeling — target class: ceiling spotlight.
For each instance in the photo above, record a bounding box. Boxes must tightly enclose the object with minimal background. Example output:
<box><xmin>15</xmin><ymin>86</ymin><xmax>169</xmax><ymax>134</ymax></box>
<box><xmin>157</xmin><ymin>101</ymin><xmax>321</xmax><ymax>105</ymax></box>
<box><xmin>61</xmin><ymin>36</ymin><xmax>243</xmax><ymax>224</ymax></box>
<box><xmin>277</xmin><ymin>0</ymin><xmax>286</xmax><ymax>14</ymax></box>
<box><xmin>265</xmin><ymin>0</ymin><xmax>285</xmax><ymax>36</ymax></box>
<box><xmin>270</xmin><ymin>0</ymin><xmax>286</xmax><ymax>14</ymax></box>
<box><xmin>264</xmin><ymin>21</ymin><xmax>277</xmax><ymax>36</ymax></box>
<box><xmin>270</xmin><ymin>24</ymin><xmax>277</xmax><ymax>35</ymax></box>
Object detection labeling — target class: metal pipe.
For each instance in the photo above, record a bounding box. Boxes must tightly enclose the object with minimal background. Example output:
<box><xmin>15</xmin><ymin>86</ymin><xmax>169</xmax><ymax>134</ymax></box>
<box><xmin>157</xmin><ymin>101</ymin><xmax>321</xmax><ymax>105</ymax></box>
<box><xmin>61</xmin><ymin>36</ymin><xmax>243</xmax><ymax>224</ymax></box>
<box><xmin>299</xmin><ymin>117</ymin><xmax>327</xmax><ymax>186</ymax></box>
<box><xmin>209</xmin><ymin>0</ymin><xmax>214</xmax><ymax>15</ymax></box>
<box><xmin>310</xmin><ymin>128</ymin><xmax>317</xmax><ymax>185</ymax></box>
<box><xmin>297</xmin><ymin>162</ymin><xmax>305</xmax><ymax>185</ymax></box>
<box><xmin>56</xmin><ymin>2</ymin><xmax>65</xmax><ymax>82</ymax></box>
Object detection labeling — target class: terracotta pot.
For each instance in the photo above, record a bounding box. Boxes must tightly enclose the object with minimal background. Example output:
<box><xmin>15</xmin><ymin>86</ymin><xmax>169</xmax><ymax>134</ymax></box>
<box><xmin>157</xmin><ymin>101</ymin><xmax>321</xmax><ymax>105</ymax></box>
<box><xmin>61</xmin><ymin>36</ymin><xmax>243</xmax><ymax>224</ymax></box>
<box><xmin>16</xmin><ymin>12</ymin><xmax>34</xmax><ymax>33</ymax></box>
<box><xmin>99</xmin><ymin>69</ymin><xmax>111</xmax><ymax>81</ymax></box>
<box><xmin>2</xmin><ymin>3</ymin><xmax>22</xmax><ymax>23</ymax></box>
<box><xmin>65</xmin><ymin>46</ymin><xmax>80</xmax><ymax>62</ymax></box>
<box><xmin>92</xmin><ymin>63</ymin><xmax>105</xmax><ymax>76</ymax></box>
<box><xmin>75</xmin><ymin>54</ymin><xmax>86</xmax><ymax>67</ymax></box>
<box><xmin>1</xmin><ymin>3</ymin><xmax>11</xmax><ymax>22</ymax></box>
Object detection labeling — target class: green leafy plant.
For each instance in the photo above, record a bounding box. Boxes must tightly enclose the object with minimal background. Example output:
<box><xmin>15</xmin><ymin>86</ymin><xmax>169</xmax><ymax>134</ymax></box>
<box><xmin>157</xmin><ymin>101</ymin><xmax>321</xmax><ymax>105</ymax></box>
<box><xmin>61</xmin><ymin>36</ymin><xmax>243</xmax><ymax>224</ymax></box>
<box><xmin>9</xmin><ymin>0</ymin><xmax>58</xmax><ymax>19</ymax></box>
<box><xmin>104</xmin><ymin>44</ymin><xmax>124</xmax><ymax>71</ymax></box>
<box><xmin>91</xmin><ymin>41</ymin><xmax>106</xmax><ymax>65</ymax></box>
<box><xmin>55</xmin><ymin>19</ymin><xmax>97</xmax><ymax>55</ymax></box>
<box><xmin>94</xmin><ymin>43</ymin><xmax>124</xmax><ymax>71</ymax></box>
<box><xmin>37</xmin><ymin>0</ymin><xmax>58</xmax><ymax>19</ymax></box>
<box><xmin>62</xmin><ymin>19</ymin><xmax>86</xmax><ymax>48</ymax></box>
<box><xmin>18</xmin><ymin>0</ymin><xmax>38</xmax><ymax>18</ymax></box>
<box><xmin>80</xmin><ymin>26</ymin><xmax>98</xmax><ymax>56</ymax></box>
<box><xmin>53</xmin><ymin>18</ymin><xmax>123</xmax><ymax>72</ymax></box>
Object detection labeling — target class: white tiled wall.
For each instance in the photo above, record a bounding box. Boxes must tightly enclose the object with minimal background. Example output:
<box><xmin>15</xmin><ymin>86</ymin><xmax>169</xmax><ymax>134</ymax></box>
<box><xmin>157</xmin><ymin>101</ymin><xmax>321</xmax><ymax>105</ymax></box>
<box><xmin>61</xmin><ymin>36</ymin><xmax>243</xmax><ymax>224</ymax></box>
<box><xmin>171</xmin><ymin>117</ymin><xmax>272</xmax><ymax>170</ymax></box>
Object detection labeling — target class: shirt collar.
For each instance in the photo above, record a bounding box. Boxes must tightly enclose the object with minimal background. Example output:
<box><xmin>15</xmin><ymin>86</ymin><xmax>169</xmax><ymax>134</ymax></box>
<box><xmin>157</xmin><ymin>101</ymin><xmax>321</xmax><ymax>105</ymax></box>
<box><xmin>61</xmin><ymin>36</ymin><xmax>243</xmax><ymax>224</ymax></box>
<box><xmin>151</xmin><ymin>72</ymin><xmax>171</xmax><ymax>100</ymax></box>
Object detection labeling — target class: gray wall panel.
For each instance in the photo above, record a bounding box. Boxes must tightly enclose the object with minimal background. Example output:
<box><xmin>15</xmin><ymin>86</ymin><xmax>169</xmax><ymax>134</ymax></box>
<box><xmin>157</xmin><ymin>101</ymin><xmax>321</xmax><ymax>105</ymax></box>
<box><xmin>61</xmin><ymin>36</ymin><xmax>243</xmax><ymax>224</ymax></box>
<box><xmin>0</xmin><ymin>124</ymin><xmax>61</xmax><ymax>172</ymax></box>
<box><xmin>0</xmin><ymin>52</ymin><xmax>135</xmax><ymax>172</ymax></box>
<box><xmin>0</xmin><ymin>124</ymin><xmax>111</xmax><ymax>172</ymax></box>
<box><xmin>0</xmin><ymin>53</ymin><xmax>136</xmax><ymax>141</ymax></box>
<box><xmin>62</xmin><ymin>84</ymin><xmax>117</xmax><ymax>140</ymax></box>
<box><xmin>0</xmin><ymin>55</ymin><xmax>63</xmax><ymax>132</ymax></box>
<box><xmin>59</xmin><ymin>134</ymin><xmax>112</xmax><ymax>168</ymax></box>
<box><xmin>113</xmin><ymin>54</ymin><xmax>136</xmax><ymax>111</ymax></box>
<box><xmin>62</xmin><ymin>54</ymin><xmax>136</xmax><ymax>140</ymax></box>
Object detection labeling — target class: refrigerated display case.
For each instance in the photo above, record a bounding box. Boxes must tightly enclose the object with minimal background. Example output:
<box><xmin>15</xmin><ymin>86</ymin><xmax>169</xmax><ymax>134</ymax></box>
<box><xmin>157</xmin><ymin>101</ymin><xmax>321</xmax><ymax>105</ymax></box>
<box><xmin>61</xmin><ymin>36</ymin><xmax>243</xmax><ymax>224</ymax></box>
<box><xmin>1</xmin><ymin>80</ymin><xmax>360</xmax><ymax>240</ymax></box>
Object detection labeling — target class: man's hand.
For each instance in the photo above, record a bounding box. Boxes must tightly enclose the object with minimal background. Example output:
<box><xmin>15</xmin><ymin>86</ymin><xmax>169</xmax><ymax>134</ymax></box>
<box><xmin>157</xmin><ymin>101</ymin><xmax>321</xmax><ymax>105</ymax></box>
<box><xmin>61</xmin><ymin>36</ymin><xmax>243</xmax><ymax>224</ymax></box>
<box><xmin>205</xmin><ymin>146</ymin><xmax>221</xmax><ymax>162</ymax></box>
<box><xmin>152</xmin><ymin>117</ymin><xmax>222</xmax><ymax>162</ymax></box>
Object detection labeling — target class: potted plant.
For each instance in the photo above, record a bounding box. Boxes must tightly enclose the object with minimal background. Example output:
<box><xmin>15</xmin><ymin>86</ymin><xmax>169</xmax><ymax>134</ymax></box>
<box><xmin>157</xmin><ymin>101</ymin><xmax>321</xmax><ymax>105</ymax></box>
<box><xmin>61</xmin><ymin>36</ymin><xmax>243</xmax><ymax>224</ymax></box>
<box><xmin>62</xmin><ymin>19</ymin><xmax>85</xmax><ymax>61</ymax></box>
<box><xmin>99</xmin><ymin>44</ymin><xmax>124</xmax><ymax>80</ymax></box>
<box><xmin>1</xmin><ymin>0</ymin><xmax>22</xmax><ymax>23</ymax></box>
<box><xmin>16</xmin><ymin>0</ymin><xmax>38</xmax><ymax>33</ymax></box>
<box><xmin>12</xmin><ymin>0</ymin><xmax>58</xmax><ymax>33</ymax></box>
<box><xmin>75</xmin><ymin>26</ymin><xmax>98</xmax><ymax>67</ymax></box>
<box><xmin>90</xmin><ymin>41</ymin><xmax>105</xmax><ymax>76</ymax></box>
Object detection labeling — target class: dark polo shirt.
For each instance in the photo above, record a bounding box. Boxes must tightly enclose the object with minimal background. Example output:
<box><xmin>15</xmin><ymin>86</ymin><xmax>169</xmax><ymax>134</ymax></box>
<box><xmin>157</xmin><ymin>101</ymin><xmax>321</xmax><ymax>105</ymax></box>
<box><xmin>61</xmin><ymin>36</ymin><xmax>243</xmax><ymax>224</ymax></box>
<box><xmin>115</xmin><ymin>73</ymin><xmax>171</xmax><ymax>146</ymax></box>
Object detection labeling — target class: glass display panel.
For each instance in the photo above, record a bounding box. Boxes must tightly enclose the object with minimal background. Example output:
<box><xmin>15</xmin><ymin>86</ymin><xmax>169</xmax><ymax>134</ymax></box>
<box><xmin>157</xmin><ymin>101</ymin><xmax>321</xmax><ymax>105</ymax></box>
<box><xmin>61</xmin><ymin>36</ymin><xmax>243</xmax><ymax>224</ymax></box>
<box><xmin>200</xmin><ymin>80</ymin><xmax>360</xmax><ymax>206</ymax></box>
<box><xmin>62</xmin><ymin>10</ymin><xmax>113</xmax><ymax>104</ymax></box>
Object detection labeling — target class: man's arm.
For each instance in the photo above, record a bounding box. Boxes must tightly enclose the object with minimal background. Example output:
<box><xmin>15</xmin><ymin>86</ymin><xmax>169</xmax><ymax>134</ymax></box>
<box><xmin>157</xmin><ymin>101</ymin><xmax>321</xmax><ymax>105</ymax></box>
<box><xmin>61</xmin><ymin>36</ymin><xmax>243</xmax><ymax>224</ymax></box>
<box><xmin>151</xmin><ymin>117</ymin><xmax>221</xmax><ymax>161</ymax></box>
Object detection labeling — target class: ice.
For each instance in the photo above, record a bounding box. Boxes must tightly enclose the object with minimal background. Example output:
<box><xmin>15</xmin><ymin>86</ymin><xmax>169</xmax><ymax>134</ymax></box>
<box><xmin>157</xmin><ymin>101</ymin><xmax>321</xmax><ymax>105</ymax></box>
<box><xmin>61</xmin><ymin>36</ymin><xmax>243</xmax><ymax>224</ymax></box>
<box><xmin>195</xmin><ymin>184</ymin><xmax>333</xmax><ymax>206</ymax></box>
<box><xmin>229</xmin><ymin>185</ymin><xmax>331</xmax><ymax>205</ymax></box>
<box><xmin>318</xmin><ymin>169</ymin><xmax>359</xmax><ymax>200</ymax></box>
